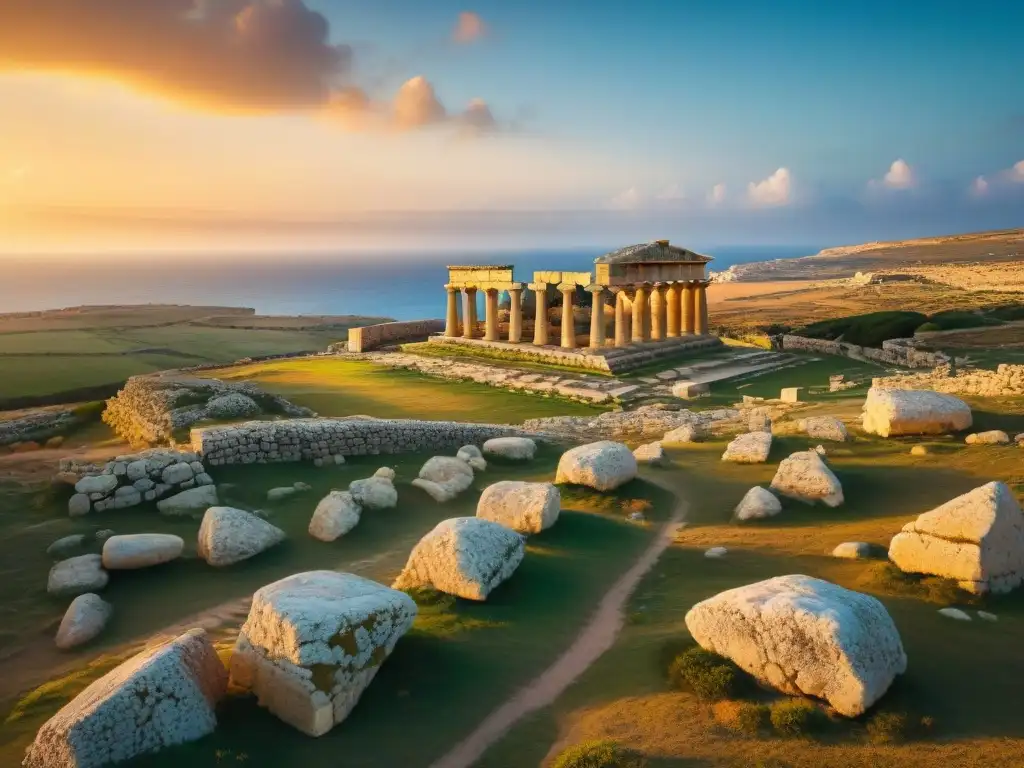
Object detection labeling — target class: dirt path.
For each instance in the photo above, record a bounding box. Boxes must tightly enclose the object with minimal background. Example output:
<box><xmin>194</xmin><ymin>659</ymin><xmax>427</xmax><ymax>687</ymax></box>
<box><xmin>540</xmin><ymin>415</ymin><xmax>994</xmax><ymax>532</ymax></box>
<box><xmin>430</xmin><ymin>488</ymin><xmax>687</xmax><ymax>768</ymax></box>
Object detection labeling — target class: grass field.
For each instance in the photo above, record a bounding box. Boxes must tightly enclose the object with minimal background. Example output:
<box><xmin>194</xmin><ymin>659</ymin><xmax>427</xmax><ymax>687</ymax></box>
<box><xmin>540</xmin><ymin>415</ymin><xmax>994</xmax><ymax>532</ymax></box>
<box><xmin>0</xmin><ymin>451</ymin><xmax>674</xmax><ymax>768</ymax></box>
<box><xmin>0</xmin><ymin>354</ymin><xmax>206</xmax><ymax>400</ymax></box>
<box><xmin>208</xmin><ymin>357</ymin><xmax>606</xmax><ymax>423</ymax></box>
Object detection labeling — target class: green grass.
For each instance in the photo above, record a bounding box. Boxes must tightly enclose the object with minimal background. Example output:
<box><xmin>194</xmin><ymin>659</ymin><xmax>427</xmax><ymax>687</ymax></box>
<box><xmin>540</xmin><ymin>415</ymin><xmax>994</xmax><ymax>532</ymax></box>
<box><xmin>0</xmin><ymin>453</ymin><xmax>674</xmax><ymax>768</ymax></box>
<box><xmin>107</xmin><ymin>326</ymin><xmax>343</xmax><ymax>360</ymax></box>
<box><xmin>0</xmin><ymin>331</ymin><xmax>133</xmax><ymax>354</ymax></box>
<box><xmin>209</xmin><ymin>357</ymin><xmax>606</xmax><ymax>423</ymax></box>
<box><xmin>0</xmin><ymin>354</ymin><xmax>201</xmax><ymax>400</ymax></box>
<box><xmin>799</xmin><ymin>311</ymin><xmax>928</xmax><ymax>347</ymax></box>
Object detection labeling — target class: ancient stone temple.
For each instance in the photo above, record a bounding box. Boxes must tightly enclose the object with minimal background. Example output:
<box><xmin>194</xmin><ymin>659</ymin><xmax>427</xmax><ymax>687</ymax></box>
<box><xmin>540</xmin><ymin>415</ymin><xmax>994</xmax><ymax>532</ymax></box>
<box><xmin>436</xmin><ymin>240</ymin><xmax>719</xmax><ymax>372</ymax></box>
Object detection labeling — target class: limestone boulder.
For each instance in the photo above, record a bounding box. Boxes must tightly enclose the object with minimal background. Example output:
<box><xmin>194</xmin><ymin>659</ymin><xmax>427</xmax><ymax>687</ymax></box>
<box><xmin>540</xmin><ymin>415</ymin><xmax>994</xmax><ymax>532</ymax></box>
<box><xmin>685</xmin><ymin>574</ymin><xmax>906</xmax><ymax>717</ymax></box>
<box><xmin>23</xmin><ymin>628</ymin><xmax>227</xmax><ymax>768</ymax></box>
<box><xmin>800</xmin><ymin>416</ymin><xmax>849</xmax><ymax>442</ymax></box>
<box><xmin>349</xmin><ymin>476</ymin><xmax>398</xmax><ymax>510</ymax></box>
<box><xmin>47</xmin><ymin>534</ymin><xmax>87</xmax><ymax>559</ymax></box>
<box><xmin>229</xmin><ymin>571</ymin><xmax>416</xmax><ymax>737</ymax></box>
<box><xmin>721</xmin><ymin>432</ymin><xmax>772</xmax><ymax>464</ymax></box>
<box><xmin>156</xmin><ymin>485</ymin><xmax>218</xmax><ymax>516</ymax></box>
<box><xmin>309</xmin><ymin>491</ymin><xmax>362</xmax><ymax>542</ymax></box>
<box><xmin>861</xmin><ymin>387</ymin><xmax>972</xmax><ymax>437</ymax></box>
<box><xmin>476</xmin><ymin>481</ymin><xmax>560</xmax><ymax>535</ymax></box>
<box><xmin>68</xmin><ymin>493</ymin><xmax>91</xmax><ymax>517</ymax></box>
<box><xmin>633</xmin><ymin>441</ymin><xmax>666</xmax><ymax>466</ymax></box>
<box><xmin>55</xmin><ymin>594</ymin><xmax>113</xmax><ymax>650</ymax></box>
<box><xmin>392</xmin><ymin>517</ymin><xmax>525</xmax><ymax>600</ymax></box>
<box><xmin>373</xmin><ymin>466</ymin><xmax>396</xmax><ymax>480</ymax></box>
<box><xmin>161</xmin><ymin>462</ymin><xmax>194</xmax><ymax>486</ymax></box>
<box><xmin>456</xmin><ymin>445</ymin><xmax>487</xmax><ymax>472</ymax></box>
<box><xmin>888</xmin><ymin>481</ymin><xmax>1024</xmax><ymax>594</ymax></box>
<box><xmin>411</xmin><ymin>456</ymin><xmax>475</xmax><ymax>503</ymax></box>
<box><xmin>832</xmin><ymin>542</ymin><xmax>872</xmax><ymax>559</ymax></box>
<box><xmin>554</xmin><ymin>441</ymin><xmax>637</xmax><ymax>491</ymax></box>
<box><xmin>48</xmin><ymin>555</ymin><xmax>108</xmax><ymax>597</ymax></box>
<box><xmin>74</xmin><ymin>475</ymin><xmax>118</xmax><ymax>495</ymax></box>
<box><xmin>267</xmin><ymin>486</ymin><xmax>297</xmax><ymax>502</ymax></box>
<box><xmin>102</xmin><ymin>534</ymin><xmax>184</xmax><ymax>569</ymax></box>
<box><xmin>197</xmin><ymin>507</ymin><xmax>286</xmax><ymax>567</ymax></box>
<box><xmin>965</xmin><ymin>430</ymin><xmax>1011</xmax><ymax>445</ymax></box>
<box><xmin>770</xmin><ymin>450</ymin><xmax>844</xmax><ymax>507</ymax></box>
<box><xmin>661</xmin><ymin>423</ymin><xmax>704</xmax><ymax>445</ymax></box>
<box><xmin>734</xmin><ymin>486</ymin><xmax>782</xmax><ymax>521</ymax></box>
<box><xmin>482</xmin><ymin>436</ymin><xmax>537</xmax><ymax>461</ymax></box>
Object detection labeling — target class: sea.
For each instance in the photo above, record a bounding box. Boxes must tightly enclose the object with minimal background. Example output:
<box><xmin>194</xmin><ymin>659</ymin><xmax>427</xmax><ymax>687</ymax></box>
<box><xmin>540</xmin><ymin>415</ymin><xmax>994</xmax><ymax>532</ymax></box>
<box><xmin>0</xmin><ymin>245</ymin><xmax>819</xmax><ymax>320</ymax></box>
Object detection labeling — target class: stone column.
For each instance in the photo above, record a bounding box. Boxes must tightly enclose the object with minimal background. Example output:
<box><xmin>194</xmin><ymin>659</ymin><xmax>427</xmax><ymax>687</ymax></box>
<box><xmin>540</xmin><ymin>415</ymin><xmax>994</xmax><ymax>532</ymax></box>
<box><xmin>650</xmin><ymin>283</ymin><xmax>666</xmax><ymax>341</ymax></box>
<box><xmin>665</xmin><ymin>282</ymin><xmax>681</xmax><ymax>337</ymax></box>
<box><xmin>586</xmin><ymin>285</ymin><xmax>606</xmax><ymax>349</ymax></box>
<box><xmin>507</xmin><ymin>284</ymin><xmax>523</xmax><ymax>343</ymax></box>
<box><xmin>696</xmin><ymin>282</ymin><xmax>709</xmax><ymax>335</ymax></box>
<box><xmin>462</xmin><ymin>287</ymin><xmax>478</xmax><ymax>339</ymax></box>
<box><xmin>612</xmin><ymin>290</ymin><xmax>629</xmax><ymax>347</ymax></box>
<box><xmin>682</xmin><ymin>282</ymin><xmax>696</xmax><ymax>335</ymax></box>
<box><xmin>631</xmin><ymin>283</ymin><xmax>649</xmax><ymax>343</ymax></box>
<box><xmin>559</xmin><ymin>283</ymin><xmax>577</xmax><ymax>349</ymax></box>
<box><xmin>529</xmin><ymin>282</ymin><xmax>549</xmax><ymax>346</ymax></box>
<box><xmin>444</xmin><ymin>284</ymin><xmax>461</xmax><ymax>337</ymax></box>
<box><xmin>484</xmin><ymin>288</ymin><xmax>500</xmax><ymax>341</ymax></box>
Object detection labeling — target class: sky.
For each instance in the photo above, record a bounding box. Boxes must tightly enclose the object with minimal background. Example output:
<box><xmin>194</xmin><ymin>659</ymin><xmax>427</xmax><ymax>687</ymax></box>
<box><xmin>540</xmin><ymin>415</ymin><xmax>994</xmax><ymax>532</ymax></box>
<box><xmin>0</xmin><ymin>0</ymin><xmax>1022</xmax><ymax>254</ymax></box>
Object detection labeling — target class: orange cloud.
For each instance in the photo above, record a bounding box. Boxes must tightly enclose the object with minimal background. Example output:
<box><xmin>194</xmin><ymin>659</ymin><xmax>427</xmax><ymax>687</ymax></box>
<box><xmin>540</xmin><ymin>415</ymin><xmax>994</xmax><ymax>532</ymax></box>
<box><xmin>453</xmin><ymin>11</ymin><xmax>487</xmax><ymax>43</ymax></box>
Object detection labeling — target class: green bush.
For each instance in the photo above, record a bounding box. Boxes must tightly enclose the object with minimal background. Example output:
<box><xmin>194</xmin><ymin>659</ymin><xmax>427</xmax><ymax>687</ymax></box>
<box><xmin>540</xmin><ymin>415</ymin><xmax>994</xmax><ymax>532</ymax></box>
<box><xmin>769</xmin><ymin>699</ymin><xmax>826</xmax><ymax>737</ymax></box>
<box><xmin>735</xmin><ymin>702</ymin><xmax>771</xmax><ymax>734</ymax></box>
<box><xmin>866</xmin><ymin>711</ymin><xmax>910</xmax><ymax>744</ymax></box>
<box><xmin>925</xmin><ymin>310</ymin><xmax>999</xmax><ymax>331</ymax></box>
<box><xmin>915</xmin><ymin>322</ymin><xmax>941</xmax><ymax>333</ymax></box>
<box><xmin>987</xmin><ymin>303</ymin><xmax>1024</xmax><ymax>322</ymax></box>
<box><xmin>668</xmin><ymin>646</ymin><xmax>738</xmax><ymax>700</ymax></box>
<box><xmin>799</xmin><ymin>311</ymin><xmax>927</xmax><ymax>348</ymax></box>
<box><xmin>550</xmin><ymin>740</ymin><xmax>645</xmax><ymax>768</ymax></box>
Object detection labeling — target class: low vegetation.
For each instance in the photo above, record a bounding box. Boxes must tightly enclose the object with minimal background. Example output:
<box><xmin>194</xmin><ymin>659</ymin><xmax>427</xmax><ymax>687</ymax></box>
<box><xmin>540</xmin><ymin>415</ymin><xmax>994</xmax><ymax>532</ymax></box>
<box><xmin>550</xmin><ymin>740</ymin><xmax>646</xmax><ymax>768</ymax></box>
<box><xmin>768</xmin><ymin>699</ymin><xmax>827</xmax><ymax>737</ymax></box>
<box><xmin>668</xmin><ymin>646</ymin><xmax>739</xmax><ymax>700</ymax></box>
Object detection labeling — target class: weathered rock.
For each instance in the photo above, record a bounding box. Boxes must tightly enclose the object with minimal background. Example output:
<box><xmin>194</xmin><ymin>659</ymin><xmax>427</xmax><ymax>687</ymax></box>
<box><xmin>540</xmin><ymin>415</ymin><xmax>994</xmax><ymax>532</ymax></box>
<box><xmin>965</xmin><ymin>430</ymin><xmax>1011</xmax><ymax>445</ymax></box>
<box><xmin>229</xmin><ymin>571</ymin><xmax>416</xmax><ymax>736</ymax></box>
<box><xmin>861</xmin><ymin>388</ymin><xmax>972</xmax><ymax>437</ymax></box>
<box><xmin>910</xmin><ymin>445</ymin><xmax>929</xmax><ymax>456</ymax></box>
<box><xmin>685</xmin><ymin>575</ymin><xmax>907</xmax><ymax>717</ymax></box>
<box><xmin>23</xmin><ymin>628</ymin><xmax>227</xmax><ymax>767</ymax></box>
<box><xmin>554</xmin><ymin>440</ymin><xmax>637</xmax><ymax>491</ymax></box>
<box><xmin>348</xmin><ymin>477</ymin><xmax>398</xmax><ymax>510</ymax></box>
<box><xmin>197</xmin><ymin>507</ymin><xmax>286</xmax><ymax>567</ymax></box>
<box><xmin>721</xmin><ymin>432</ymin><xmax>772</xmax><ymax>464</ymax></box>
<box><xmin>747</xmin><ymin>410</ymin><xmax>773</xmax><ymax>434</ymax></box>
<box><xmin>55</xmin><ymin>594</ymin><xmax>113</xmax><ymax>650</ymax></box>
<box><xmin>978</xmin><ymin>610</ymin><xmax>998</xmax><ymax>622</ymax></box>
<box><xmin>126</xmin><ymin>459</ymin><xmax>149</xmax><ymax>482</ymax></box>
<box><xmin>832</xmin><ymin>542</ymin><xmax>872</xmax><ymax>559</ymax></box>
<box><xmin>111</xmin><ymin>486</ymin><xmax>142</xmax><ymax>509</ymax></box>
<box><xmin>704</xmin><ymin>546</ymin><xmax>728</xmax><ymax>558</ymax></box>
<box><xmin>373</xmin><ymin>466</ymin><xmax>396</xmax><ymax>480</ymax></box>
<box><xmin>156</xmin><ymin>485</ymin><xmax>219</xmax><ymax>516</ymax></box>
<box><xmin>74</xmin><ymin>475</ymin><xmax>118</xmax><ymax>495</ymax></box>
<box><xmin>47</xmin><ymin>534</ymin><xmax>88</xmax><ymax>559</ymax></box>
<box><xmin>294</xmin><ymin>481</ymin><xmax>312</xmax><ymax>492</ymax></box>
<box><xmin>888</xmin><ymin>481</ymin><xmax>1024</xmax><ymax>594</ymax></box>
<box><xmin>456</xmin><ymin>444</ymin><xmax>487</xmax><ymax>472</ymax></box>
<box><xmin>411</xmin><ymin>456</ymin><xmax>475</xmax><ymax>503</ymax></box>
<box><xmin>734</xmin><ymin>486</ymin><xmax>782</xmax><ymax>521</ymax></box>
<box><xmin>267</xmin><ymin>486</ymin><xmax>298</xmax><ymax>502</ymax></box>
<box><xmin>482</xmin><ymin>436</ymin><xmax>537</xmax><ymax>461</ymax></box>
<box><xmin>67</xmin><ymin>493</ymin><xmax>92</xmax><ymax>517</ymax></box>
<box><xmin>195</xmin><ymin>472</ymin><xmax>214</xmax><ymax>486</ymax></box>
<box><xmin>661</xmin><ymin>423</ymin><xmax>704</xmax><ymax>445</ymax></box>
<box><xmin>206</xmin><ymin>392</ymin><xmax>261</xmax><ymax>419</ymax></box>
<box><xmin>392</xmin><ymin>517</ymin><xmax>525</xmax><ymax>600</ymax></box>
<box><xmin>938</xmin><ymin>607</ymin><xmax>971</xmax><ymax>621</ymax></box>
<box><xmin>102</xmin><ymin>534</ymin><xmax>184</xmax><ymax>569</ymax></box>
<box><xmin>48</xmin><ymin>555</ymin><xmax>108</xmax><ymax>596</ymax></box>
<box><xmin>476</xmin><ymin>481</ymin><xmax>560</xmax><ymax>534</ymax></box>
<box><xmin>308</xmin><ymin>491</ymin><xmax>362</xmax><ymax>542</ymax></box>
<box><xmin>799</xmin><ymin>416</ymin><xmax>849</xmax><ymax>442</ymax></box>
<box><xmin>770</xmin><ymin>450</ymin><xmax>844</xmax><ymax>507</ymax></box>
<box><xmin>161</xmin><ymin>462</ymin><xmax>195</xmax><ymax>486</ymax></box>
<box><xmin>633</xmin><ymin>441</ymin><xmax>666</xmax><ymax>466</ymax></box>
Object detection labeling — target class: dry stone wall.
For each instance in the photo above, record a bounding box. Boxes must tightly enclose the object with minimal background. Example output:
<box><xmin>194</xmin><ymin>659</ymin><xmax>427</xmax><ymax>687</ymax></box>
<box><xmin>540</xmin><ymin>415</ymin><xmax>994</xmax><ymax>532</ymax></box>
<box><xmin>192</xmin><ymin>418</ymin><xmax>539</xmax><ymax>466</ymax></box>
<box><xmin>781</xmin><ymin>334</ymin><xmax>948</xmax><ymax>368</ymax></box>
<box><xmin>873</xmin><ymin>364</ymin><xmax>1024</xmax><ymax>397</ymax></box>
<box><xmin>347</xmin><ymin>320</ymin><xmax>446</xmax><ymax>353</ymax></box>
<box><xmin>0</xmin><ymin>408</ymin><xmax>79</xmax><ymax>446</ymax></box>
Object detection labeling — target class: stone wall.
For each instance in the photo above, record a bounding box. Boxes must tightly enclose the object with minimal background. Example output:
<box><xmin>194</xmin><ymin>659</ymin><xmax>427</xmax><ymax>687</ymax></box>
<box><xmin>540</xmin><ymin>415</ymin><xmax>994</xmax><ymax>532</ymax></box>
<box><xmin>780</xmin><ymin>334</ymin><xmax>948</xmax><ymax>369</ymax></box>
<box><xmin>0</xmin><ymin>408</ymin><xmax>79</xmax><ymax>447</ymax></box>
<box><xmin>872</xmin><ymin>364</ymin><xmax>1024</xmax><ymax>397</ymax></box>
<box><xmin>191</xmin><ymin>417</ymin><xmax>539</xmax><ymax>466</ymax></box>
<box><xmin>347</xmin><ymin>320</ymin><xmax>445</xmax><ymax>353</ymax></box>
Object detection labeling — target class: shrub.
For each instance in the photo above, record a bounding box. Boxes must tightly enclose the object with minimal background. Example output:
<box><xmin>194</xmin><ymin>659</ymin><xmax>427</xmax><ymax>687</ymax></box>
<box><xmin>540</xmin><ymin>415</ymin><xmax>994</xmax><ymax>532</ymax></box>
<box><xmin>550</xmin><ymin>740</ymin><xmax>645</xmax><ymax>768</ymax></box>
<box><xmin>734</xmin><ymin>702</ymin><xmax>771</xmax><ymax>734</ymax></box>
<box><xmin>866</xmin><ymin>711</ymin><xmax>910</xmax><ymax>744</ymax></box>
<box><xmin>769</xmin><ymin>699</ymin><xmax>826</xmax><ymax>737</ymax></box>
<box><xmin>799</xmin><ymin>311</ymin><xmax>927</xmax><ymax>348</ymax></box>
<box><xmin>925</xmin><ymin>310</ymin><xmax>999</xmax><ymax>331</ymax></box>
<box><xmin>915</xmin><ymin>322</ymin><xmax>941</xmax><ymax>333</ymax></box>
<box><xmin>668</xmin><ymin>646</ymin><xmax>738</xmax><ymax>700</ymax></box>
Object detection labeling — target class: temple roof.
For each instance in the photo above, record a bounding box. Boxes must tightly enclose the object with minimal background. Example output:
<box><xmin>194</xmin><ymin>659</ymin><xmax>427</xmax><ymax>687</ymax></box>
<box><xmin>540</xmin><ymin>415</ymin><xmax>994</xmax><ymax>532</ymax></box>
<box><xmin>594</xmin><ymin>240</ymin><xmax>712</xmax><ymax>265</ymax></box>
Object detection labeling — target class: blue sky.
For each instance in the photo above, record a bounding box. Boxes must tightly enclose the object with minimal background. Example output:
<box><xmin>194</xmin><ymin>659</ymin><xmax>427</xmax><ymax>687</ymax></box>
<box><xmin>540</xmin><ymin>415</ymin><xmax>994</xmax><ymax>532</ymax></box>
<box><xmin>0</xmin><ymin>0</ymin><xmax>1021</xmax><ymax>251</ymax></box>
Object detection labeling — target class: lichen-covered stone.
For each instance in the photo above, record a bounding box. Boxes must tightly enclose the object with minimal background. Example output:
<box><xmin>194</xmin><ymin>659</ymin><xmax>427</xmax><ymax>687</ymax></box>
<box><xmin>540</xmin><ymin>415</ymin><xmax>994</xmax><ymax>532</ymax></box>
<box><xmin>888</xmin><ymin>481</ymin><xmax>1024</xmax><ymax>594</ymax></box>
<box><xmin>734</xmin><ymin>486</ymin><xmax>782</xmax><ymax>520</ymax></box>
<box><xmin>685</xmin><ymin>575</ymin><xmax>906</xmax><ymax>717</ymax></box>
<box><xmin>799</xmin><ymin>416</ymin><xmax>849</xmax><ymax>442</ymax></box>
<box><xmin>348</xmin><ymin>477</ymin><xmax>398</xmax><ymax>510</ymax></box>
<box><xmin>661</xmin><ymin>423</ymin><xmax>704</xmax><ymax>445</ymax></box>
<box><xmin>554</xmin><ymin>440</ymin><xmax>637</xmax><ymax>491</ymax></box>
<box><xmin>721</xmin><ymin>431</ymin><xmax>772</xmax><ymax>464</ymax></box>
<box><xmin>205</xmin><ymin>392</ymin><xmax>260</xmax><ymax>419</ymax></box>
<box><xmin>633</xmin><ymin>441</ymin><xmax>666</xmax><ymax>466</ymax></box>
<box><xmin>482</xmin><ymin>436</ymin><xmax>537</xmax><ymax>460</ymax></box>
<box><xmin>55</xmin><ymin>594</ymin><xmax>112</xmax><ymax>650</ymax></box>
<box><xmin>476</xmin><ymin>481</ymin><xmax>560</xmax><ymax>534</ymax></box>
<box><xmin>197</xmin><ymin>507</ymin><xmax>285</xmax><ymax>567</ymax></box>
<box><xmin>770</xmin><ymin>450</ymin><xmax>844</xmax><ymax>507</ymax></box>
<box><xmin>392</xmin><ymin>517</ymin><xmax>525</xmax><ymax>600</ymax></box>
<box><xmin>24</xmin><ymin>628</ymin><xmax>227</xmax><ymax>767</ymax></box>
<box><xmin>861</xmin><ymin>388</ymin><xmax>972</xmax><ymax>437</ymax></box>
<box><xmin>102</xmin><ymin>534</ymin><xmax>184</xmax><ymax>569</ymax></box>
<box><xmin>48</xmin><ymin>555</ymin><xmax>108</xmax><ymax>596</ymax></box>
<box><xmin>308</xmin><ymin>492</ymin><xmax>362</xmax><ymax>542</ymax></box>
<box><xmin>228</xmin><ymin>571</ymin><xmax>416</xmax><ymax>736</ymax></box>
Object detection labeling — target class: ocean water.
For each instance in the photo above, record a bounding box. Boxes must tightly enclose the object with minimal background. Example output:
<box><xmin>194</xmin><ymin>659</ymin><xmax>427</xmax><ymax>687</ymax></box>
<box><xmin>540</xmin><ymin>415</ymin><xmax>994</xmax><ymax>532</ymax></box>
<box><xmin>0</xmin><ymin>246</ymin><xmax>818</xmax><ymax>320</ymax></box>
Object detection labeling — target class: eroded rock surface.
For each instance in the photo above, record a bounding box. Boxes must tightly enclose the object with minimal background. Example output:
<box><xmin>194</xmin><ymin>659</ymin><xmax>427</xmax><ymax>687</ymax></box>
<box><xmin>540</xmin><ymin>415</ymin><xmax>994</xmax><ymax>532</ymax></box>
<box><xmin>554</xmin><ymin>441</ymin><xmax>637</xmax><ymax>491</ymax></box>
<box><xmin>965</xmin><ymin>430</ymin><xmax>1011</xmax><ymax>445</ymax></box>
<box><xmin>685</xmin><ymin>574</ymin><xmax>906</xmax><ymax>717</ymax></box>
<box><xmin>800</xmin><ymin>416</ymin><xmax>849</xmax><ymax>442</ymax></box>
<box><xmin>102</xmin><ymin>534</ymin><xmax>184</xmax><ymax>569</ymax></box>
<box><xmin>482</xmin><ymin>436</ymin><xmax>537</xmax><ymax>460</ymax></box>
<box><xmin>348</xmin><ymin>476</ymin><xmax>398</xmax><ymax>510</ymax></box>
<box><xmin>48</xmin><ymin>555</ymin><xmax>108</xmax><ymax>596</ymax></box>
<box><xmin>411</xmin><ymin>456</ymin><xmax>475</xmax><ymax>503</ymax></box>
<box><xmin>55</xmin><ymin>594</ymin><xmax>113</xmax><ymax>650</ymax></box>
<box><xmin>861</xmin><ymin>388</ymin><xmax>972</xmax><ymax>437</ymax></box>
<box><xmin>308</xmin><ymin>491</ymin><xmax>362</xmax><ymax>542</ymax></box>
<box><xmin>770</xmin><ymin>450</ymin><xmax>844</xmax><ymax>507</ymax></box>
<box><xmin>721</xmin><ymin>432</ymin><xmax>772</xmax><ymax>464</ymax></box>
<box><xmin>734</xmin><ymin>486</ymin><xmax>782</xmax><ymax>521</ymax></box>
<box><xmin>476</xmin><ymin>481</ymin><xmax>561</xmax><ymax>534</ymax></box>
<box><xmin>197</xmin><ymin>507</ymin><xmax>285</xmax><ymax>566</ymax></box>
<box><xmin>633</xmin><ymin>441</ymin><xmax>666</xmax><ymax>466</ymax></box>
<box><xmin>156</xmin><ymin>485</ymin><xmax>219</xmax><ymax>516</ymax></box>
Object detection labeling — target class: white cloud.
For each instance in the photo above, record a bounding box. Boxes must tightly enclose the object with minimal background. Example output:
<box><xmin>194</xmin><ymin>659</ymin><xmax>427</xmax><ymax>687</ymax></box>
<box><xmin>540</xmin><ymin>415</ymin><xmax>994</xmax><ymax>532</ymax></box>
<box><xmin>707</xmin><ymin>182</ymin><xmax>726</xmax><ymax>205</ymax></box>
<box><xmin>1010</xmin><ymin>160</ymin><xmax>1024</xmax><ymax>182</ymax></box>
<box><xmin>394</xmin><ymin>76</ymin><xmax>446</xmax><ymax>129</ymax></box>
<box><xmin>453</xmin><ymin>11</ymin><xmax>487</xmax><ymax>43</ymax></box>
<box><xmin>656</xmin><ymin>183</ymin><xmax>684</xmax><ymax>201</ymax></box>
<box><xmin>747</xmin><ymin>168</ymin><xmax>791</xmax><ymax>207</ymax></box>
<box><xmin>970</xmin><ymin>175</ymin><xmax>989</xmax><ymax>196</ymax></box>
<box><xmin>607</xmin><ymin>187</ymin><xmax>642</xmax><ymax>210</ymax></box>
<box><xmin>869</xmin><ymin>158</ymin><xmax>915</xmax><ymax>190</ymax></box>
